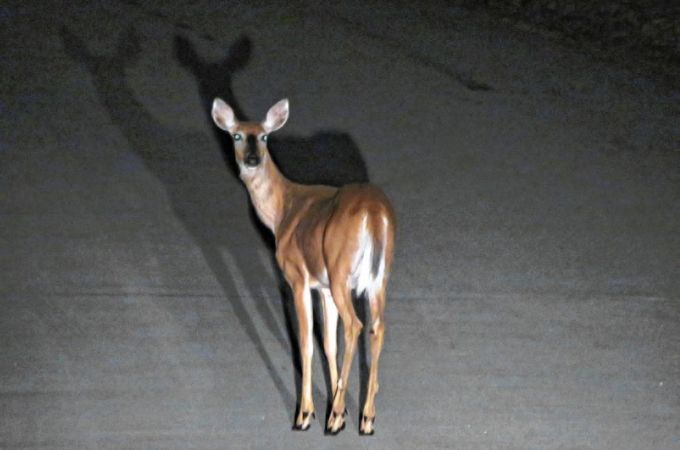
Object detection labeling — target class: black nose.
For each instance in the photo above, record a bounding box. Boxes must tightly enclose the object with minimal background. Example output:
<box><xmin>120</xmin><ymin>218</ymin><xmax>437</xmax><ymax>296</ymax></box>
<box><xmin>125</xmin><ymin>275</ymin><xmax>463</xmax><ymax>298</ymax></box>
<box><xmin>245</xmin><ymin>154</ymin><xmax>260</xmax><ymax>166</ymax></box>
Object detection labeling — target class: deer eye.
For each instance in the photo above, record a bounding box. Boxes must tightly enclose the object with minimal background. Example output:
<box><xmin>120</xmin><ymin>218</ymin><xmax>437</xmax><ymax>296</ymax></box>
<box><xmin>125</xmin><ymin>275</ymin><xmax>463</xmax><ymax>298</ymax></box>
<box><xmin>261</xmin><ymin>135</ymin><xmax>268</xmax><ymax>142</ymax></box>
<box><xmin>233</xmin><ymin>133</ymin><xmax>242</xmax><ymax>141</ymax></box>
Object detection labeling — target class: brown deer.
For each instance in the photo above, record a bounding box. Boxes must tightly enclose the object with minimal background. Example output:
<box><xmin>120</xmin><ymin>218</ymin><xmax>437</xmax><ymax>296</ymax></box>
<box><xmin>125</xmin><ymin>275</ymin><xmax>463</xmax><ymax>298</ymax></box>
<box><xmin>212</xmin><ymin>98</ymin><xmax>395</xmax><ymax>435</ymax></box>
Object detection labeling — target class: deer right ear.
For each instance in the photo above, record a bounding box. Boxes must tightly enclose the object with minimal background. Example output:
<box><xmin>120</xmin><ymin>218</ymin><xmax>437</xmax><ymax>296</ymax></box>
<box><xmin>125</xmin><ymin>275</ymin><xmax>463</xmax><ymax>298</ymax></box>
<box><xmin>212</xmin><ymin>98</ymin><xmax>236</xmax><ymax>131</ymax></box>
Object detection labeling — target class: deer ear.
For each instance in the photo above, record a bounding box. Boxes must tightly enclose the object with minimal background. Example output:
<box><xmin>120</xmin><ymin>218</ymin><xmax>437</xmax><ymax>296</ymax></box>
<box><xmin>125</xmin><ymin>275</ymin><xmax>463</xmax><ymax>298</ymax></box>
<box><xmin>263</xmin><ymin>98</ymin><xmax>289</xmax><ymax>133</ymax></box>
<box><xmin>212</xmin><ymin>98</ymin><xmax>236</xmax><ymax>131</ymax></box>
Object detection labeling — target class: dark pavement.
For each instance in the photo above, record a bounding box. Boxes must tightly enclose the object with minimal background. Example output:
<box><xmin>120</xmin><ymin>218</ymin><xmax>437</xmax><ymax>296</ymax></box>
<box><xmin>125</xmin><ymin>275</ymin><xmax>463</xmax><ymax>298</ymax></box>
<box><xmin>1</xmin><ymin>1</ymin><xmax>679</xmax><ymax>448</ymax></box>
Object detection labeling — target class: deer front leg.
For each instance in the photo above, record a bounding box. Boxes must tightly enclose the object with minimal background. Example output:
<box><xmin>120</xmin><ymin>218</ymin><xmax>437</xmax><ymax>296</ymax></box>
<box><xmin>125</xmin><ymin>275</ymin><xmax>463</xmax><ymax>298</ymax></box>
<box><xmin>326</xmin><ymin>284</ymin><xmax>362</xmax><ymax>435</ymax></box>
<box><xmin>291</xmin><ymin>281</ymin><xmax>315</xmax><ymax>431</ymax></box>
<box><xmin>320</xmin><ymin>288</ymin><xmax>339</xmax><ymax>398</ymax></box>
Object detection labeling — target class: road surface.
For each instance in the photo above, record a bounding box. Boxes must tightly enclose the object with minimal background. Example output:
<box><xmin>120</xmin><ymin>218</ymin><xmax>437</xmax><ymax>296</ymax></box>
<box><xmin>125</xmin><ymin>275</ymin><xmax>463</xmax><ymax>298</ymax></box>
<box><xmin>1</xmin><ymin>1</ymin><xmax>678</xmax><ymax>448</ymax></box>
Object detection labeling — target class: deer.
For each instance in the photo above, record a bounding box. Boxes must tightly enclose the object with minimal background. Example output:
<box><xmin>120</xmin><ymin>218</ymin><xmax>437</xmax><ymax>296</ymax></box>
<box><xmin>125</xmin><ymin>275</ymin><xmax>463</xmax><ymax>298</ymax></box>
<box><xmin>211</xmin><ymin>98</ymin><xmax>395</xmax><ymax>435</ymax></box>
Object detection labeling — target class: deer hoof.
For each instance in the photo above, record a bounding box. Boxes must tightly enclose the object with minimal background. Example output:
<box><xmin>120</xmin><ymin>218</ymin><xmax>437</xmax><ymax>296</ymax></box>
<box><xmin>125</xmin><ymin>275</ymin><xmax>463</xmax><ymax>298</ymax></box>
<box><xmin>293</xmin><ymin>410</ymin><xmax>315</xmax><ymax>431</ymax></box>
<box><xmin>326</xmin><ymin>409</ymin><xmax>347</xmax><ymax>435</ymax></box>
<box><xmin>326</xmin><ymin>419</ymin><xmax>346</xmax><ymax>436</ymax></box>
<box><xmin>359</xmin><ymin>414</ymin><xmax>375</xmax><ymax>435</ymax></box>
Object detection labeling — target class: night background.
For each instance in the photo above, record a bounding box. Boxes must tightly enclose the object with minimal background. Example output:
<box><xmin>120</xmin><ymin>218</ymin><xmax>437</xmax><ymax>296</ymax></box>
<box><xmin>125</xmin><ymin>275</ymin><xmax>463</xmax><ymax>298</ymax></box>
<box><xmin>1</xmin><ymin>0</ymin><xmax>678</xmax><ymax>448</ymax></box>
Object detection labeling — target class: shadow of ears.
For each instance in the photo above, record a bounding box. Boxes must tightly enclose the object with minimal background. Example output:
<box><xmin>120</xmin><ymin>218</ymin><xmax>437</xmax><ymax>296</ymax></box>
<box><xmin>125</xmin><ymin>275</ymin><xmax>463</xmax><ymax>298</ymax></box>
<box><xmin>174</xmin><ymin>33</ymin><xmax>251</xmax><ymax>119</ymax></box>
<box><xmin>173</xmin><ymin>33</ymin><xmax>370</xmax><ymax>187</ymax></box>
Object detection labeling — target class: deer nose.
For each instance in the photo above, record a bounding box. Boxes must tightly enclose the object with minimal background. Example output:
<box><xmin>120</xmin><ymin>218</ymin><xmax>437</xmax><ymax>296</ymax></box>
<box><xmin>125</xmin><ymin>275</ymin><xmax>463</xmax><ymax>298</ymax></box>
<box><xmin>245</xmin><ymin>154</ymin><xmax>261</xmax><ymax>167</ymax></box>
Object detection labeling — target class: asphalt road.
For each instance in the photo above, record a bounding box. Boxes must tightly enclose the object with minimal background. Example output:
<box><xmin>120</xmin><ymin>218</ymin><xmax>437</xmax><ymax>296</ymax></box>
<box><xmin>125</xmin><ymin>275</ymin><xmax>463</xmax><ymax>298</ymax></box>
<box><xmin>1</xmin><ymin>1</ymin><xmax>679</xmax><ymax>449</ymax></box>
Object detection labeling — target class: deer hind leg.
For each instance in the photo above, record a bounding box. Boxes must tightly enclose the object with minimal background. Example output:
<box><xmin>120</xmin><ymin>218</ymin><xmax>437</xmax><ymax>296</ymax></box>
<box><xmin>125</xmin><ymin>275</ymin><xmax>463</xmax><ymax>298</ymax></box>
<box><xmin>326</xmin><ymin>282</ymin><xmax>362</xmax><ymax>434</ymax></box>
<box><xmin>320</xmin><ymin>288</ymin><xmax>339</xmax><ymax>399</ymax></box>
<box><xmin>360</xmin><ymin>286</ymin><xmax>386</xmax><ymax>435</ymax></box>
<box><xmin>291</xmin><ymin>280</ymin><xmax>315</xmax><ymax>431</ymax></box>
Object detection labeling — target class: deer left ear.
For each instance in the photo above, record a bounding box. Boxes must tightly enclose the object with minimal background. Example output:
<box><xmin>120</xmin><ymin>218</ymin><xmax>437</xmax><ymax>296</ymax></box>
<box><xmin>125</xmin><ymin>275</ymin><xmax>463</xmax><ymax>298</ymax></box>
<box><xmin>263</xmin><ymin>98</ymin><xmax>289</xmax><ymax>133</ymax></box>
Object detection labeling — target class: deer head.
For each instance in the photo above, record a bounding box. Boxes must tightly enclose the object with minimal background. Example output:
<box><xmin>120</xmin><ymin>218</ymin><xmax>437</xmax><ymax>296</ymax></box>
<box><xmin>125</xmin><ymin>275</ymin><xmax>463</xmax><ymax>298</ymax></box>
<box><xmin>211</xmin><ymin>98</ymin><xmax>289</xmax><ymax>174</ymax></box>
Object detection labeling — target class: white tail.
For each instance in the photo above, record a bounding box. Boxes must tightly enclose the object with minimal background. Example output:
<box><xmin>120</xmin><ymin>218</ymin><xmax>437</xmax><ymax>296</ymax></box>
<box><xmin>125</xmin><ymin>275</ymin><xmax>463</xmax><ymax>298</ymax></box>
<box><xmin>351</xmin><ymin>215</ymin><xmax>388</xmax><ymax>300</ymax></box>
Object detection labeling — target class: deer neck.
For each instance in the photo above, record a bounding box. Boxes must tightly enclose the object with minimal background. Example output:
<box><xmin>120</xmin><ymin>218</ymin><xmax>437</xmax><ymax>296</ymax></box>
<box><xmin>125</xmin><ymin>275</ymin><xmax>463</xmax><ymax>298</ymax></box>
<box><xmin>240</xmin><ymin>153</ymin><xmax>290</xmax><ymax>233</ymax></box>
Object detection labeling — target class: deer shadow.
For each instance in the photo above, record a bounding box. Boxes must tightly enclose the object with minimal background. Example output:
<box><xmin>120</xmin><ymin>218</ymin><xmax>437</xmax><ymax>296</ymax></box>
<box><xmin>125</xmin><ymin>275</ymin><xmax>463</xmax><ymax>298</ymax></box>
<box><xmin>60</xmin><ymin>25</ymin><xmax>298</xmax><ymax>418</ymax></box>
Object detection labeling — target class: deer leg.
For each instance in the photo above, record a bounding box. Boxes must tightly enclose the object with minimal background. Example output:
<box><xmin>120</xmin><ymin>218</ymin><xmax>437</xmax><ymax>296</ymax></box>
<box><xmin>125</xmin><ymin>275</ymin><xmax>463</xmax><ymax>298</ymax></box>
<box><xmin>326</xmin><ymin>284</ymin><xmax>362</xmax><ymax>434</ymax></box>
<box><xmin>320</xmin><ymin>288</ymin><xmax>339</xmax><ymax>399</ymax></box>
<box><xmin>360</xmin><ymin>288</ymin><xmax>386</xmax><ymax>435</ymax></box>
<box><xmin>292</xmin><ymin>281</ymin><xmax>315</xmax><ymax>431</ymax></box>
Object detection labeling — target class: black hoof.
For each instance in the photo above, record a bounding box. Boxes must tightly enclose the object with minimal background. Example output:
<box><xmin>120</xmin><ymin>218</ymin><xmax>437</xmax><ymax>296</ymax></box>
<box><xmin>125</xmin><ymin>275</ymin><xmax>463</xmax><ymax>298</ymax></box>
<box><xmin>292</xmin><ymin>422</ymin><xmax>310</xmax><ymax>431</ymax></box>
<box><xmin>325</xmin><ymin>421</ymin><xmax>346</xmax><ymax>436</ymax></box>
<box><xmin>292</xmin><ymin>411</ymin><xmax>315</xmax><ymax>431</ymax></box>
